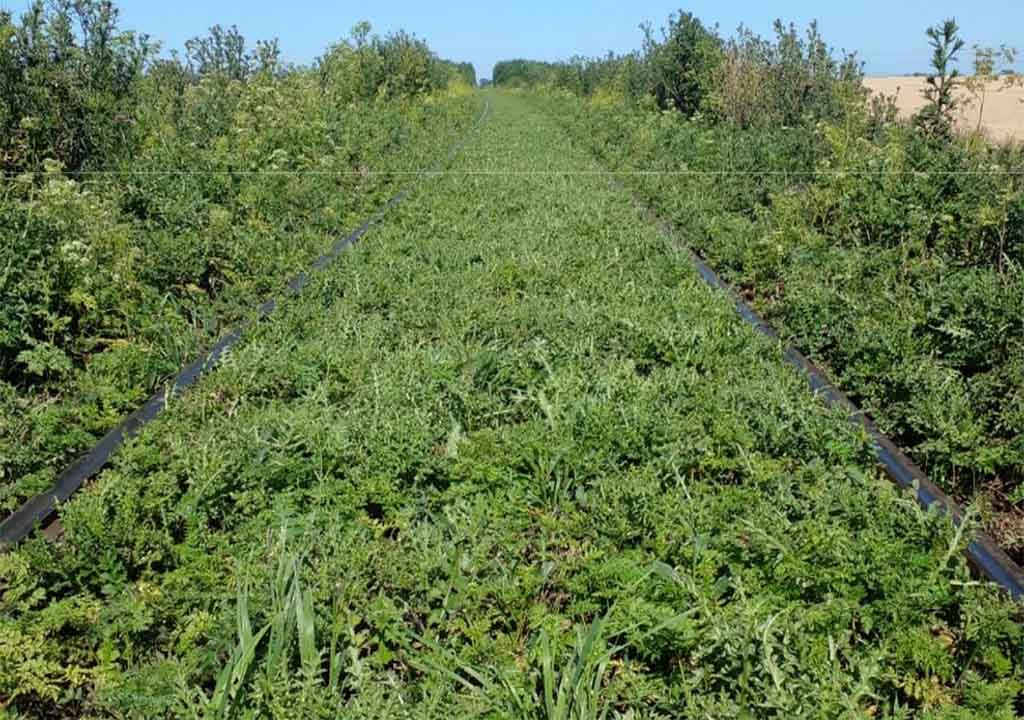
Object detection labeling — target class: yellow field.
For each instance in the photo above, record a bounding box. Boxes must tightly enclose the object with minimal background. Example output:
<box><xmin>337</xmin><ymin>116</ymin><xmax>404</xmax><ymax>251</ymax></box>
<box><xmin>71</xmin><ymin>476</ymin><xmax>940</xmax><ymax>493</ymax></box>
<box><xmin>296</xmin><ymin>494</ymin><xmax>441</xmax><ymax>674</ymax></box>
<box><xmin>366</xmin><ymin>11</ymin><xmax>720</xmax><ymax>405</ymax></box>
<box><xmin>865</xmin><ymin>76</ymin><xmax>1024</xmax><ymax>143</ymax></box>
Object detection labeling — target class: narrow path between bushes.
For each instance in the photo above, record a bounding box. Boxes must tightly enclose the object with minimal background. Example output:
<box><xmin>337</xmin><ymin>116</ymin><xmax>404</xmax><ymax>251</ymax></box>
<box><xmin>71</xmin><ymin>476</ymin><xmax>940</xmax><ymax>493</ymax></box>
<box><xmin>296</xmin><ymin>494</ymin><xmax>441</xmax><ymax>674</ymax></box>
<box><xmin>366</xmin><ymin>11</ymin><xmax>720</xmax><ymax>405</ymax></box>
<box><xmin>6</xmin><ymin>92</ymin><xmax>1024</xmax><ymax>718</ymax></box>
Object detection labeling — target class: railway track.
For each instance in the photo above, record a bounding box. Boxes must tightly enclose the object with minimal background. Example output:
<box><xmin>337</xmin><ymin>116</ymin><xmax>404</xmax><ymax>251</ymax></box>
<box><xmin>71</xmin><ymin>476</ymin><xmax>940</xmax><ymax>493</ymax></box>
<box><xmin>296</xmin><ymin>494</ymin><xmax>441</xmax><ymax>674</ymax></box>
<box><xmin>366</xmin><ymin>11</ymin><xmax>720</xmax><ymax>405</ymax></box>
<box><xmin>0</xmin><ymin>98</ymin><xmax>492</xmax><ymax>551</ymax></box>
<box><xmin>5</xmin><ymin>90</ymin><xmax>1023</xmax><ymax>717</ymax></box>
<box><xmin>2</xmin><ymin>94</ymin><xmax>1024</xmax><ymax>602</ymax></box>
<box><xmin>625</xmin><ymin>189</ymin><xmax>1024</xmax><ymax>599</ymax></box>
<box><xmin>4</xmin><ymin>93</ymin><xmax>1023</xmax><ymax>599</ymax></box>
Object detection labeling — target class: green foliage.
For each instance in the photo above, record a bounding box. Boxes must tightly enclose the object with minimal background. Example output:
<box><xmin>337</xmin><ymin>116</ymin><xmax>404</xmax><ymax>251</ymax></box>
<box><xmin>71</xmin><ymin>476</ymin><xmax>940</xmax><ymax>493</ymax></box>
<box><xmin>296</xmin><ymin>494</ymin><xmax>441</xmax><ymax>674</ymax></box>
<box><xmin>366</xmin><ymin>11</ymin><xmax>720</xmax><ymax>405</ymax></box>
<box><xmin>3</xmin><ymin>92</ymin><xmax>1024</xmax><ymax>719</ymax></box>
<box><xmin>532</xmin><ymin>44</ymin><xmax>1024</xmax><ymax>550</ymax></box>
<box><xmin>0</xmin><ymin>0</ymin><xmax>154</xmax><ymax>172</ymax></box>
<box><xmin>916</xmin><ymin>19</ymin><xmax>967</xmax><ymax>140</ymax></box>
<box><xmin>184</xmin><ymin>24</ymin><xmax>282</xmax><ymax>81</ymax></box>
<box><xmin>0</xmin><ymin>2</ymin><xmax>478</xmax><ymax>514</ymax></box>
<box><xmin>641</xmin><ymin>11</ymin><xmax>721</xmax><ymax>116</ymax></box>
<box><xmin>510</xmin><ymin>615</ymin><xmax>615</xmax><ymax>720</ymax></box>
<box><xmin>173</xmin><ymin>530</ymin><xmax>349</xmax><ymax>718</ymax></box>
<box><xmin>494</xmin><ymin>11</ymin><xmax>864</xmax><ymax>128</ymax></box>
<box><xmin>493</xmin><ymin>58</ymin><xmax>560</xmax><ymax>88</ymax></box>
<box><xmin>441</xmin><ymin>60</ymin><xmax>477</xmax><ymax>88</ymax></box>
<box><xmin>710</xmin><ymin>21</ymin><xmax>865</xmax><ymax>128</ymax></box>
<box><xmin>490</xmin><ymin>7</ymin><xmax>1022</xmax><ymax>551</ymax></box>
<box><xmin>494</xmin><ymin>55</ymin><xmax>649</xmax><ymax>106</ymax></box>
<box><xmin>3</xmin><ymin>4</ymin><xmax>1024</xmax><ymax>718</ymax></box>
<box><xmin>318</xmin><ymin>22</ymin><xmax>462</xmax><ymax>105</ymax></box>
<box><xmin>0</xmin><ymin>171</ymin><xmax>142</xmax><ymax>383</ymax></box>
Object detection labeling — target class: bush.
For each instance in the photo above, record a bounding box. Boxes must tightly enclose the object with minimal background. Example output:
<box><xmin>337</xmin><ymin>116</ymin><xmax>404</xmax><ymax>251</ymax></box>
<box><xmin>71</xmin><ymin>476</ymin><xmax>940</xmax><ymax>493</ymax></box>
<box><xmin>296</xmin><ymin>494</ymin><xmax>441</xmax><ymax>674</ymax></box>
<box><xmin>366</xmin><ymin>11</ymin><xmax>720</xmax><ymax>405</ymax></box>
<box><xmin>800</xmin><ymin>123</ymin><xmax>1023</xmax><ymax>267</ymax></box>
<box><xmin>0</xmin><ymin>0</ymin><xmax>152</xmax><ymax>172</ymax></box>
<box><xmin>318</xmin><ymin>22</ymin><xmax>455</xmax><ymax>105</ymax></box>
<box><xmin>494</xmin><ymin>12</ymin><xmax>864</xmax><ymax>130</ymax></box>
<box><xmin>493</xmin><ymin>59</ymin><xmax>559</xmax><ymax>88</ymax></box>
<box><xmin>441</xmin><ymin>60</ymin><xmax>477</xmax><ymax>88</ymax></box>
<box><xmin>0</xmin><ymin>171</ymin><xmax>143</xmax><ymax>382</ymax></box>
<box><xmin>641</xmin><ymin>11</ymin><xmax>721</xmax><ymax>116</ymax></box>
<box><xmin>184</xmin><ymin>24</ymin><xmax>282</xmax><ymax>81</ymax></box>
<box><xmin>709</xmin><ymin>21</ymin><xmax>864</xmax><ymax>128</ymax></box>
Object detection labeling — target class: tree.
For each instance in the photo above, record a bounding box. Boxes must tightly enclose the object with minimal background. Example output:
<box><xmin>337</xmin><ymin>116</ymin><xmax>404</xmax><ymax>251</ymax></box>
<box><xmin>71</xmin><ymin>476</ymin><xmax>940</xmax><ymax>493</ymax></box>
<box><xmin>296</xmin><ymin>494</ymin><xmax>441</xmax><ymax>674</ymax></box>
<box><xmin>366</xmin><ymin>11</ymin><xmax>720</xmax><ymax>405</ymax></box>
<box><xmin>185</xmin><ymin>25</ymin><xmax>249</xmax><ymax>80</ymax></box>
<box><xmin>997</xmin><ymin>49</ymin><xmax>1022</xmax><ymax>110</ymax></box>
<box><xmin>915</xmin><ymin>19</ymin><xmax>965</xmax><ymax>139</ymax></box>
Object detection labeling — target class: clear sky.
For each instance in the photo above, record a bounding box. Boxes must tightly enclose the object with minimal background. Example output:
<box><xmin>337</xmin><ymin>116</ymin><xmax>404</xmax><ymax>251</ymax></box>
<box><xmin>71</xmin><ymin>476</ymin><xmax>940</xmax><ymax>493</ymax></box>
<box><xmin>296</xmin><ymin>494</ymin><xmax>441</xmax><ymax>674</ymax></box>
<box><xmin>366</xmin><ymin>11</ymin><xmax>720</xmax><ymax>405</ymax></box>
<box><xmin>2</xmin><ymin>1</ymin><xmax>1021</xmax><ymax>80</ymax></box>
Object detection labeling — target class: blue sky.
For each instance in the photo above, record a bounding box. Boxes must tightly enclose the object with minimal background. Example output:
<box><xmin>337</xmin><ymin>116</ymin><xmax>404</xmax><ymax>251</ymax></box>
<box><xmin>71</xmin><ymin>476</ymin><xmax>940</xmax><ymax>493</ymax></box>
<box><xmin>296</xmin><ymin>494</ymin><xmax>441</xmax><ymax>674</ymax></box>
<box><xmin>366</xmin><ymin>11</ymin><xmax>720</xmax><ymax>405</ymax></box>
<box><xmin>2</xmin><ymin>1</ymin><xmax>1021</xmax><ymax>79</ymax></box>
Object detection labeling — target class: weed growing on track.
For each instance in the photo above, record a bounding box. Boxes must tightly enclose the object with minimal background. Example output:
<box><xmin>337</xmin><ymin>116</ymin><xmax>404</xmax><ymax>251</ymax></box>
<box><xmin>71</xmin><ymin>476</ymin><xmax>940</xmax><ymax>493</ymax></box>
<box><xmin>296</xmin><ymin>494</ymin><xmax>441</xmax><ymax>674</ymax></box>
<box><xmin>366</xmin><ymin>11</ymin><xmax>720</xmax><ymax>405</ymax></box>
<box><xmin>0</xmin><ymin>4</ymin><xmax>477</xmax><ymax>513</ymax></box>
<box><xmin>529</xmin><ymin>89</ymin><xmax>1024</xmax><ymax>554</ymax></box>
<box><xmin>3</xmin><ymin>92</ymin><xmax>1024</xmax><ymax>719</ymax></box>
<box><xmin>502</xmin><ymin>10</ymin><xmax>1024</xmax><ymax>556</ymax></box>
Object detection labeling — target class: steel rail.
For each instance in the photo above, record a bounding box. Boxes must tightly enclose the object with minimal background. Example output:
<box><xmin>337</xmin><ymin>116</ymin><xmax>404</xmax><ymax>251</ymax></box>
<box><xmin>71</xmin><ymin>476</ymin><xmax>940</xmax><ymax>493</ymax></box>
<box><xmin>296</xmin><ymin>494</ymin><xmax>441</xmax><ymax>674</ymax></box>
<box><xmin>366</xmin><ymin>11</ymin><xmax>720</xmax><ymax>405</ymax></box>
<box><xmin>0</xmin><ymin>99</ymin><xmax>491</xmax><ymax>551</ymax></box>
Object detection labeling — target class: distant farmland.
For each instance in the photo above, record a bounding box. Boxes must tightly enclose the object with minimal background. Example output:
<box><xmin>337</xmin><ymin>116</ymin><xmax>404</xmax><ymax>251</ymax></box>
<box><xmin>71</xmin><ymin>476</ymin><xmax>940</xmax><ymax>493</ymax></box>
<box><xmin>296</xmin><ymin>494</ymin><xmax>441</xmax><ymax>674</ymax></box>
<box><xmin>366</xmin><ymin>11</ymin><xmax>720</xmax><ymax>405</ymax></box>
<box><xmin>866</xmin><ymin>75</ymin><xmax>1024</xmax><ymax>142</ymax></box>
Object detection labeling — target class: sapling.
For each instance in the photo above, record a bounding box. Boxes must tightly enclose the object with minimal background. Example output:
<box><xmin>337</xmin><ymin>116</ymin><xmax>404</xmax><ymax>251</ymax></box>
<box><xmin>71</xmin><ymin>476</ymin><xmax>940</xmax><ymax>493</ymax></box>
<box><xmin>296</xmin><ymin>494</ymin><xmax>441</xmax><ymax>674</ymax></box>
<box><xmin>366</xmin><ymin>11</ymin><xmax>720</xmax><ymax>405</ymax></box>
<box><xmin>915</xmin><ymin>18</ymin><xmax>966</xmax><ymax>140</ymax></box>
<box><xmin>963</xmin><ymin>45</ymin><xmax>1017</xmax><ymax>133</ymax></box>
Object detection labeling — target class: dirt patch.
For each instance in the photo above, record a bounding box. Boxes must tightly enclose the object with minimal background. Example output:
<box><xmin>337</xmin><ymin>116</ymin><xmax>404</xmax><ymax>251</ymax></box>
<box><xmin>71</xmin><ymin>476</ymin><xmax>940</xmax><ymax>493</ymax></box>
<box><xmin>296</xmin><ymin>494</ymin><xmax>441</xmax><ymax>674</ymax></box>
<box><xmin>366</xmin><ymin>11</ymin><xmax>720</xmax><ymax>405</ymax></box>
<box><xmin>865</xmin><ymin>76</ymin><xmax>1024</xmax><ymax>143</ymax></box>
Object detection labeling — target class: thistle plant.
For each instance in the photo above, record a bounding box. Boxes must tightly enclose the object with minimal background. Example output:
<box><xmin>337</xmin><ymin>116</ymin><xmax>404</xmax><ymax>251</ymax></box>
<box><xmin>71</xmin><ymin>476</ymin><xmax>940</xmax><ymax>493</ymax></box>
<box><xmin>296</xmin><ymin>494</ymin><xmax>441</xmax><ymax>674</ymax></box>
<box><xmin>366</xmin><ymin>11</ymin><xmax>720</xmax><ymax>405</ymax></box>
<box><xmin>915</xmin><ymin>18</ymin><xmax>966</xmax><ymax>139</ymax></box>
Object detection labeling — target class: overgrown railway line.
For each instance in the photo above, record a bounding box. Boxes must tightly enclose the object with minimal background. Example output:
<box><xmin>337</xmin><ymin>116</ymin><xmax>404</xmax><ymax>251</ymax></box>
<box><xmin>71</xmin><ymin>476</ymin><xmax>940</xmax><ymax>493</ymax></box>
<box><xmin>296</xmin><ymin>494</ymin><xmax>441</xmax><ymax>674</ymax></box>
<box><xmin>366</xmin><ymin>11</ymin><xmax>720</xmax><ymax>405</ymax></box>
<box><xmin>0</xmin><ymin>99</ymin><xmax>492</xmax><ymax>550</ymax></box>
<box><xmin>4</xmin><ymin>92</ymin><xmax>1024</xmax><ymax>716</ymax></box>
<box><xmin>4</xmin><ymin>94</ymin><xmax>1022</xmax><ymax>599</ymax></box>
<box><xmin>624</xmin><ymin>186</ymin><xmax>1024</xmax><ymax>599</ymax></box>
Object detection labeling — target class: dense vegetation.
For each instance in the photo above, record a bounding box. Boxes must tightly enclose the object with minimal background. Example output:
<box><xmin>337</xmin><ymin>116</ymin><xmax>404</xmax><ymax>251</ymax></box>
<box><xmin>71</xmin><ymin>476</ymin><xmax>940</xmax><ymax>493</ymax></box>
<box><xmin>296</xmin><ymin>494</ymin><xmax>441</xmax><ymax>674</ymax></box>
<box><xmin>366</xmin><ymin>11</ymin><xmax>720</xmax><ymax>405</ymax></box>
<box><xmin>3</xmin><ymin>3</ymin><xmax>1024</xmax><ymax>718</ymax></box>
<box><xmin>4</xmin><ymin>89</ymin><xmax>1024</xmax><ymax>720</ymax></box>
<box><xmin>497</xmin><ymin>13</ymin><xmax>1024</xmax><ymax>555</ymax></box>
<box><xmin>494</xmin><ymin>14</ymin><xmax>863</xmax><ymax>126</ymax></box>
<box><xmin>0</xmin><ymin>1</ymin><xmax>477</xmax><ymax>513</ymax></box>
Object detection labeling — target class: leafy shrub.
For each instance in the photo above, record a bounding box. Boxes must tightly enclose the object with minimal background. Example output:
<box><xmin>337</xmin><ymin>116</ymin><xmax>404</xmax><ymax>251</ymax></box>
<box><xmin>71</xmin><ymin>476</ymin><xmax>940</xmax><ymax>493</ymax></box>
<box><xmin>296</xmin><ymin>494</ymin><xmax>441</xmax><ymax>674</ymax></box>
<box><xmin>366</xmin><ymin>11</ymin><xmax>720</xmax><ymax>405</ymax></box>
<box><xmin>184</xmin><ymin>24</ymin><xmax>282</xmax><ymax>81</ymax></box>
<box><xmin>0</xmin><ymin>171</ymin><xmax>145</xmax><ymax>382</ymax></box>
<box><xmin>640</xmin><ymin>11</ymin><xmax>720</xmax><ymax>116</ymax></box>
<box><xmin>0</xmin><ymin>0</ymin><xmax>153</xmax><ymax>172</ymax></box>
<box><xmin>710</xmin><ymin>21</ymin><xmax>864</xmax><ymax>128</ymax></box>
<box><xmin>318</xmin><ymin>22</ymin><xmax>457</xmax><ymax>105</ymax></box>
<box><xmin>800</xmin><ymin>123</ymin><xmax>1023</xmax><ymax>267</ymax></box>
<box><xmin>493</xmin><ymin>59</ymin><xmax>560</xmax><ymax>88</ymax></box>
<box><xmin>493</xmin><ymin>12</ymin><xmax>864</xmax><ymax>129</ymax></box>
<box><xmin>441</xmin><ymin>60</ymin><xmax>477</xmax><ymax>88</ymax></box>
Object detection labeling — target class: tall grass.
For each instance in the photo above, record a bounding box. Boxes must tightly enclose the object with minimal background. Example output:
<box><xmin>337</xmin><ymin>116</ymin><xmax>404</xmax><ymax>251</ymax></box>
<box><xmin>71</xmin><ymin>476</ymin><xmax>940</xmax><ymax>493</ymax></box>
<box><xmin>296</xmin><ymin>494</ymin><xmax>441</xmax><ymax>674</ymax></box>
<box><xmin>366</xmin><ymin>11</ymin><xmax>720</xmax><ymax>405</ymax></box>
<box><xmin>177</xmin><ymin>530</ymin><xmax>345</xmax><ymax>719</ymax></box>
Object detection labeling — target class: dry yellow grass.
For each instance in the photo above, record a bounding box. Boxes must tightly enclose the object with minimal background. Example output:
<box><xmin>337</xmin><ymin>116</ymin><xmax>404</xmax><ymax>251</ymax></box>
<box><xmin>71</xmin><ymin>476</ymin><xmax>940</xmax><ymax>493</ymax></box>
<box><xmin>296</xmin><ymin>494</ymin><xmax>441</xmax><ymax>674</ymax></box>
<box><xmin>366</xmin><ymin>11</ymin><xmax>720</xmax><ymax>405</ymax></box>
<box><xmin>865</xmin><ymin>76</ymin><xmax>1024</xmax><ymax>143</ymax></box>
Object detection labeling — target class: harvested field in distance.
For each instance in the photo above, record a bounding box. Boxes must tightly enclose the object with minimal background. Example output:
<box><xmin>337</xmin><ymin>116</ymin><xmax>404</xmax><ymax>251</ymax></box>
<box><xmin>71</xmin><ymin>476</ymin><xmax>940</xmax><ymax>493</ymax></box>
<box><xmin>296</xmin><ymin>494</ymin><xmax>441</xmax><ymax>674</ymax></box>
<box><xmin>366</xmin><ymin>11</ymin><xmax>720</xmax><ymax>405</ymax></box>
<box><xmin>866</xmin><ymin>75</ymin><xmax>1024</xmax><ymax>142</ymax></box>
